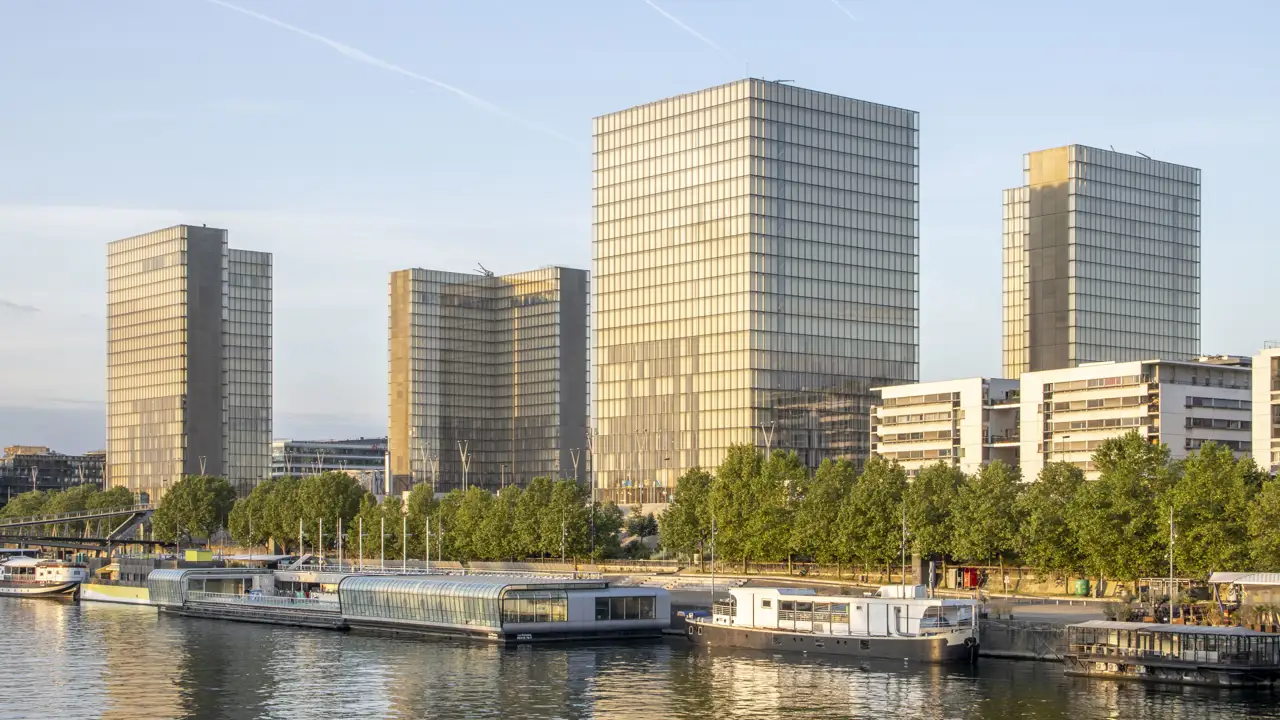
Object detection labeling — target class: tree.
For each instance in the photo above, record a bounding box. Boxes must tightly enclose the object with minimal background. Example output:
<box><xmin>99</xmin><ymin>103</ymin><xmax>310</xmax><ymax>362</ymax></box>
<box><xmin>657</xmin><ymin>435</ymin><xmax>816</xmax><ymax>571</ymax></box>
<box><xmin>261</xmin><ymin>476</ymin><xmax>304</xmax><ymax>554</ymax></box>
<box><xmin>542</xmin><ymin>479</ymin><xmax>589</xmax><ymax>559</ymax></box>
<box><xmin>591</xmin><ymin>502</ymin><xmax>625</xmax><ymax>560</ymax></box>
<box><xmin>0</xmin><ymin>490</ymin><xmax>49</xmax><ymax>519</ymax></box>
<box><xmin>745</xmin><ymin>450</ymin><xmax>802</xmax><ymax>563</ymax></box>
<box><xmin>625</xmin><ymin>507</ymin><xmax>658</xmax><ymax>539</ymax></box>
<box><xmin>451</xmin><ymin>487</ymin><xmax>494</xmax><ymax>560</ymax></box>
<box><xmin>837</xmin><ymin>456</ymin><xmax>907</xmax><ymax>575</ymax></box>
<box><xmin>904</xmin><ymin>461</ymin><xmax>963</xmax><ymax>558</ymax></box>
<box><xmin>229</xmin><ymin>479</ymin><xmax>276</xmax><ymax>548</ymax></box>
<box><xmin>1250</xmin><ymin>478</ymin><xmax>1280</xmax><ymax>571</ymax></box>
<box><xmin>346</xmin><ymin>494</ymin><xmax>384</xmax><ymax>562</ymax></box>
<box><xmin>476</xmin><ymin>487</ymin><xmax>520</xmax><ymax>559</ymax></box>
<box><xmin>658</xmin><ymin>468</ymin><xmax>712</xmax><ymax>562</ymax></box>
<box><xmin>950</xmin><ymin>460</ymin><xmax>1022</xmax><ymax>565</ymax></box>
<box><xmin>88</xmin><ymin>486</ymin><xmax>135</xmax><ymax>510</ymax></box>
<box><xmin>1068</xmin><ymin>432</ymin><xmax>1173</xmax><ymax>582</ymax></box>
<box><xmin>791</xmin><ymin>458</ymin><xmax>855</xmax><ymax>564</ymax></box>
<box><xmin>297</xmin><ymin>472</ymin><xmax>367</xmax><ymax>550</ymax></box>
<box><xmin>708</xmin><ymin>445</ymin><xmax>763</xmax><ymax>568</ymax></box>
<box><xmin>151</xmin><ymin>475</ymin><xmax>236</xmax><ymax>545</ymax></box>
<box><xmin>1170</xmin><ymin>442</ymin><xmax>1255</xmax><ymax>577</ymax></box>
<box><xmin>514</xmin><ymin>477</ymin><xmax>553</xmax><ymax>556</ymax></box>
<box><xmin>1016</xmin><ymin>462</ymin><xmax>1085</xmax><ymax>577</ymax></box>
<box><xmin>405</xmin><ymin>483</ymin><xmax>440</xmax><ymax>560</ymax></box>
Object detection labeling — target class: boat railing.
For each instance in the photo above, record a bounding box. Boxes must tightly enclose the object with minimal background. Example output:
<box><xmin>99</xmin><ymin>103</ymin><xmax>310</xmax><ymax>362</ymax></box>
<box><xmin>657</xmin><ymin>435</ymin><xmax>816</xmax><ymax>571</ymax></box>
<box><xmin>1068</xmin><ymin>643</ymin><xmax>1265</xmax><ymax>666</ymax></box>
<box><xmin>284</xmin><ymin>563</ymin><xmax>602</xmax><ymax>580</ymax></box>
<box><xmin>777</xmin><ymin>610</ymin><xmax>852</xmax><ymax>624</ymax></box>
<box><xmin>186</xmin><ymin>591</ymin><xmax>339</xmax><ymax>611</ymax></box>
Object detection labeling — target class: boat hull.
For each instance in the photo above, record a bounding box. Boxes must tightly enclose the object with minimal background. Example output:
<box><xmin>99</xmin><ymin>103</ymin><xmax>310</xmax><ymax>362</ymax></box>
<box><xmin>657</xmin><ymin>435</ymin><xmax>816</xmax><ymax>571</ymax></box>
<box><xmin>0</xmin><ymin>580</ymin><xmax>81</xmax><ymax>598</ymax></box>
<box><xmin>686</xmin><ymin>620</ymin><xmax>978</xmax><ymax>664</ymax></box>
<box><xmin>80</xmin><ymin>583</ymin><xmax>152</xmax><ymax>606</ymax></box>
<box><xmin>1064</xmin><ymin>656</ymin><xmax>1280</xmax><ymax>687</ymax></box>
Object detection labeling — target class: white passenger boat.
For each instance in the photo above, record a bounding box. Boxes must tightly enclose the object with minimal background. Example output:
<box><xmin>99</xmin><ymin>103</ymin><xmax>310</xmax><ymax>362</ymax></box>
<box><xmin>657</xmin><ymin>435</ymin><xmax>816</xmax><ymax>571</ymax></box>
<box><xmin>0</xmin><ymin>556</ymin><xmax>89</xmax><ymax>598</ymax></box>
<box><xmin>686</xmin><ymin>584</ymin><xmax>980</xmax><ymax>664</ymax></box>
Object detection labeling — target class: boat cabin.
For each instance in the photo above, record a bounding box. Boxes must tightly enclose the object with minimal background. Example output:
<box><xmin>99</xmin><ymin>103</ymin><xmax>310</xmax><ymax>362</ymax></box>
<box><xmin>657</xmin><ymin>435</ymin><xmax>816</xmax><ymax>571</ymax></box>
<box><xmin>1065</xmin><ymin>620</ymin><xmax>1280</xmax><ymax>686</ymax></box>
<box><xmin>713</xmin><ymin>585</ymin><xmax>976</xmax><ymax>637</ymax></box>
<box><xmin>0</xmin><ymin>557</ymin><xmax>88</xmax><ymax>583</ymax></box>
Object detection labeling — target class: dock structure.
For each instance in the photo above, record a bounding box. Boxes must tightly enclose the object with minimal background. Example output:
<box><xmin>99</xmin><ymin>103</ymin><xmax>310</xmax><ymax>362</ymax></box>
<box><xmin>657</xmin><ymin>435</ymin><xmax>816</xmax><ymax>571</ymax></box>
<box><xmin>1065</xmin><ymin>620</ymin><xmax>1280</xmax><ymax>686</ymax></box>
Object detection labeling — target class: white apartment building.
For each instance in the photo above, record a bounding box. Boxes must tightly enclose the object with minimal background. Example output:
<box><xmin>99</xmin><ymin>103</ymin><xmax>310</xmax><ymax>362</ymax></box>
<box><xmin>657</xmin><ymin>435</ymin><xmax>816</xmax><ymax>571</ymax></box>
<box><xmin>871</xmin><ymin>378</ymin><xmax>1019</xmax><ymax>476</ymax></box>
<box><xmin>1020</xmin><ymin>356</ymin><xmax>1252</xmax><ymax>480</ymax></box>
<box><xmin>1253</xmin><ymin>346</ymin><xmax>1280</xmax><ymax>473</ymax></box>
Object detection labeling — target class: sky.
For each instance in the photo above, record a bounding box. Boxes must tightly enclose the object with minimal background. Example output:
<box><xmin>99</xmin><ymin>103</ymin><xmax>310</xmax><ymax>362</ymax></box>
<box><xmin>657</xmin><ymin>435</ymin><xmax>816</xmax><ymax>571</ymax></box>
<box><xmin>0</xmin><ymin>0</ymin><xmax>1277</xmax><ymax>453</ymax></box>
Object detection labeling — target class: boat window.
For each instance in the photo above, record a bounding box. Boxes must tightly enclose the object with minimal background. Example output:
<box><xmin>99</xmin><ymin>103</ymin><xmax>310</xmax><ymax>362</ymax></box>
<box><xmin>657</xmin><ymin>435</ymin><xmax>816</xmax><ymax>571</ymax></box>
<box><xmin>595</xmin><ymin>595</ymin><xmax>657</xmax><ymax>621</ymax></box>
<box><xmin>595</xmin><ymin>598</ymin><xmax>610</xmax><ymax>621</ymax></box>
<box><xmin>761</xmin><ymin>599</ymin><xmax>771</xmax><ymax>609</ymax></box>
<box><xmin>795</xmin><ymin>602</ymin><xmax>813</xmax><ymax>613</ymax></box>
<box><xmin>780</xmin><ymin>601</ymin><xmax>794</xmax><ymax>612</ymax></box>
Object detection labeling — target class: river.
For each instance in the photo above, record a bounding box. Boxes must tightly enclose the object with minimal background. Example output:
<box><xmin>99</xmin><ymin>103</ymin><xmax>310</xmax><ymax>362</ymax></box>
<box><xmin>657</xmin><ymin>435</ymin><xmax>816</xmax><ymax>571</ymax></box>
<box><xmin>2</xmin><ymin>599</ymin><xmax>1278</xmax><ymax>719</ymax></box>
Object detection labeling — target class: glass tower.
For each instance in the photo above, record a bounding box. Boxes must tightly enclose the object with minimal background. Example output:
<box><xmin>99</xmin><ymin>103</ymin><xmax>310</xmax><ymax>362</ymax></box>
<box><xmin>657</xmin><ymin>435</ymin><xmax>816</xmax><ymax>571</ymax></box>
<box><xmin>1002</xmin><ymin>145</ymin><xmax>1200</xmax><ymax>379</ymax></box>
<box><xmin>592</xmin><ymin>79</ymin><xmax>919</xmax><ymax>504</ymax></box>
<box><xmin>107</xmin><ymin>225</ymin><xmax>272</xmax><ymax>500</ymax></box>
<box><xmin>387</xmin><ymin>266</ymin><xmax>589</xmax><ymax>494</ymax></box>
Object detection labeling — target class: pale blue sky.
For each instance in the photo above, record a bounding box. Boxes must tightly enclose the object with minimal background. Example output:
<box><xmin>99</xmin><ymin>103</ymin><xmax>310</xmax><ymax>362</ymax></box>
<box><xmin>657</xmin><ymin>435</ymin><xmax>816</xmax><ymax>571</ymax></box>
<box><xmin>0</xmin><ymin>0</ymin><xmax>1276</xmax><ymax>452</ymax></box>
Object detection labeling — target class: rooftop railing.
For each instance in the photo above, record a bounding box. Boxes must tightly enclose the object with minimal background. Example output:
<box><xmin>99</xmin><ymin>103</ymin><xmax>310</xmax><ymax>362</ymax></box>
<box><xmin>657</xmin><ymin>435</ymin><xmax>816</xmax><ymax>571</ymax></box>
<box><xmin>186</xmin><ymin>591</ymin><xmax>339</xmax><ymax>611</ymax></box>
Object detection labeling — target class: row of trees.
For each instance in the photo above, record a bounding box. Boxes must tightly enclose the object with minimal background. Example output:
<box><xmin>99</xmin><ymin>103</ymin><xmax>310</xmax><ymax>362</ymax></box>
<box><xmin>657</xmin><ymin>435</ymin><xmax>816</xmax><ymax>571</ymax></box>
<box><xmin>149</xmin><ymin>472</ymin><xmax>629</xmax><ymax>562</ymax></box>
<box><xmin>659</xmin><ymin>432</ymin><xmax>1280</xmax><ymax>582</ymax></box>
<box><xmin>0</xmin><ymin>484</ymin><xmax>136</xmax><ymax>533</ymax></box>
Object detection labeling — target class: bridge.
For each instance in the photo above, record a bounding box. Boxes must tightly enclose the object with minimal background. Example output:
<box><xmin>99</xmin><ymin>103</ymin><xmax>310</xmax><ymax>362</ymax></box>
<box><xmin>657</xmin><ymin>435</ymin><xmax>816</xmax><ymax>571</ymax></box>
<box><xmin>0</xmin><ymin>503</ymin><xmax>159</xmax><ymax>552</ymax></box>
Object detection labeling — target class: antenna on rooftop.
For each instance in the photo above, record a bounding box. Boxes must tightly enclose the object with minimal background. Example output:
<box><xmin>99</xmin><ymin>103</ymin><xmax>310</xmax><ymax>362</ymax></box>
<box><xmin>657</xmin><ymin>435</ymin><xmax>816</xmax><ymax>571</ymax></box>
<box><xmin>770</xmin><ymin>79</ymin><xmax>796</xmax><ymax>84</ymax></box>
<box><xmin>475</xmin><ymin>263</ymin><xmax>494</xmax><ymax>278</ymax></box>
<box><xmin>1110</xmin><ymin>145</ymin><xmax>1116</xmax><ymax>152</ymax></box>
<box><xmin>1136</xmin><ymin>150</ymin><xmax>1152</xmax><ymax>160</ymax></box>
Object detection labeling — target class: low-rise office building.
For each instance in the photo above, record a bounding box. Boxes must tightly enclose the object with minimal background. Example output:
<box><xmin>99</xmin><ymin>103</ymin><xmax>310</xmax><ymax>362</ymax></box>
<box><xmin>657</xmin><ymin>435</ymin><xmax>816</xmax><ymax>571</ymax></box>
<box><xmin>271</xmin><ymin>438</ymin><xmax>386</xmax><ymax>492</ymax></box>
<box><xmin>1</xmin><ymin>446</ymin><xmax>105</xmax><ymax>502</ymax></box>
<box><xmin>871</xmin><ymin>378</ymin><xmax>1019</xmax><ymax>476</ymax></box>
<box><xmin>1253</xmin><ymin>346</ymin><xmax>1280</xmax><ymax>473</ymax></box>
<box><xmin>1020</xmin><ymin>356</ymin><xmax>1251</xmax><ymax>480</ymax></box>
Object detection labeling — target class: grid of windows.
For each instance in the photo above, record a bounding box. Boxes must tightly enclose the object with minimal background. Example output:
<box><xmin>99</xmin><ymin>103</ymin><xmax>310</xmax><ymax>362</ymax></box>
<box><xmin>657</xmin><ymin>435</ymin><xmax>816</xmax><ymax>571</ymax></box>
<box><xmin>1002</xmin><ymin>146</ymin><xmax>1200</xmax><ymax>379</ymax></box>
<box><xmin>227</xmin><ymin>250</ymin><xmax>272</xmax><ymax>496</ymax></box>
<box><xmin>592</xmin><ymin>79</ymin><xmax>919</xmax><ymax>503</ymax></box>
<box><xmin>593</xmin><ymin>595</ymin><xmax>656</xmax><ymax>621</ymax></box>
<box><xmin>388</xmin><ymin>267</ymin><xmax>588</xmax><ymax>493</ymax></box>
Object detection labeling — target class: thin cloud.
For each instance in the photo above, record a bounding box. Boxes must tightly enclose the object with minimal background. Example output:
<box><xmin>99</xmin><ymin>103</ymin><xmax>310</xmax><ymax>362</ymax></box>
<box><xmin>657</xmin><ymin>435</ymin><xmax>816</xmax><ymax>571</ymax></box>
<box><xmin>642</xmin><ymin>0</ymin><xmax>733</xmax><ymax>59</ymax></box>
<box><xmin>203</xmin><ymin>0</ymin><xmax>576</xmax><ymax>145</ymax></box>
<box><xmin>0</xmin><ymin>299</ymin><xmax>40</xmax><ymax>314</ymax></box>
<box><xmin>828</xmin><ymin>0</ymin><xmax>857</xmax><ymax>22</ymax></box>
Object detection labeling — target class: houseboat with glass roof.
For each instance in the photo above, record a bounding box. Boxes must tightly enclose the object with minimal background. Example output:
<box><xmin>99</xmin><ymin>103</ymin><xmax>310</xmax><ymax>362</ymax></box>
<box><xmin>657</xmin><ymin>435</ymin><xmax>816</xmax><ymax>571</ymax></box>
<box><xmin>338</xmin><ymin>575</ymin><xmax>671</xmax><ymax>643</ymax></box>
<box><xmin>1064</xmin><ymin>620</ymin><xmax>1280</xmax><ymax>686</ymax></box>
<box><xmin>686</xmin><ymin>585</ymin><xmax>979</xmax><ymax>664</ymax></box>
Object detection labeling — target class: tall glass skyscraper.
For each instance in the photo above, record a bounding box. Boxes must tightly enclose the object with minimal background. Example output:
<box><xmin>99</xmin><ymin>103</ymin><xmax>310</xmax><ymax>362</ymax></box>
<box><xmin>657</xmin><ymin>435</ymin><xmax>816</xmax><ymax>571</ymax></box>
<box><xmin>1002</xmin><ymin>145</ymin><xmax>1200</xmax><ymax>379</ymax></box>
<box><xmin>592</xmin><ymin>79</ymin><xmax>919</xmax><ymax>504</ymax></box>
<box><xmin>107</xmin><ymin>225</ymin><xmax>272</xmax><ymax>500</ymax></box>
<box><xmin>387</xmin><ymin>267</ymin><xmax>589</xmax><ymax>494</ymax></box>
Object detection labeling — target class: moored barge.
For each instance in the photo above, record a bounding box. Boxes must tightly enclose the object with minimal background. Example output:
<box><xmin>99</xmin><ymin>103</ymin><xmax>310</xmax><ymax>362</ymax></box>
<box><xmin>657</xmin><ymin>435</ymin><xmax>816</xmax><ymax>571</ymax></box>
<box><xmin>686</xmin><ymin>584</ymin><xmax>979</xmax><ymax>664</ymax></box>
<box><xmin>1064</xmin><ymin>620</ymin><xmax>1280</xmax><ymax>687</ymax></box>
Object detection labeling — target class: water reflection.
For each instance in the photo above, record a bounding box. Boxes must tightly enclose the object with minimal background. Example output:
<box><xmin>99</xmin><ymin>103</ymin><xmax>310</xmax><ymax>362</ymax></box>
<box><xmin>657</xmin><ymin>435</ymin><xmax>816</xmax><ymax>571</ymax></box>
<box><xmin>1</xmin><ymin>600</ymin><xmax>1278</xmax><ymax>719</ymax></box>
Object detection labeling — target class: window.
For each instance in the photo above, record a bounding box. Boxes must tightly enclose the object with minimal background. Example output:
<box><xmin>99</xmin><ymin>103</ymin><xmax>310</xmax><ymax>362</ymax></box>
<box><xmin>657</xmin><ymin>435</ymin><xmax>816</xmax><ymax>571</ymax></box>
<box><xmin>761</xmin><ymin>599</ymin><xmax>772</xmax><ymax>609</ymax></box>
<box><xmin>594</xmin><ymin>595</ymin><xmax>657</xmax><ymax>621</ymax></box>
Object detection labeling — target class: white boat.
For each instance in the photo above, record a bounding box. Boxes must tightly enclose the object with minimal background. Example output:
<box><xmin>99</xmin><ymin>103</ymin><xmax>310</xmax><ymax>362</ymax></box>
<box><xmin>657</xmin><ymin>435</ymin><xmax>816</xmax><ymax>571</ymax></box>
<box><xmin>0</xmin><ymin>556</ymin><xmax>89</xmax><ymax>598</ymax></box>
<box><xmin>686</xmin><ymin>584</ymin><xmax>980</xmax><ymax>664</ymax></box>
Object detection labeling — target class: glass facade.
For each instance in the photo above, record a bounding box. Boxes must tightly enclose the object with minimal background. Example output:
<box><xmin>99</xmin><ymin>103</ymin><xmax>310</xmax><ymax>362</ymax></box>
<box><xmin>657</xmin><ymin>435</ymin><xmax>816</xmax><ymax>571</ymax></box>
<box><xmin>1002</xmin><ymin>145</ymin><xmax>1200</xmax><ymax>379</ymax></box>
<box><xmin>592</xmin><ymin>79</ymin><xmax>919</xmax><ymax>503</ymax></box>
<box><xmin>388</xmin><ymin>267</ymin><xmax>589</xmax><ymax>493</ymax></box>
<box><xmin>107</xmin><ymin>225</ymin><xmax>272</xmax><ymax>501</ymax></box>
<box><xmin>227</xmin><ymin>250</ymin><xmax>273</xmax><ymax>495</ymax></box>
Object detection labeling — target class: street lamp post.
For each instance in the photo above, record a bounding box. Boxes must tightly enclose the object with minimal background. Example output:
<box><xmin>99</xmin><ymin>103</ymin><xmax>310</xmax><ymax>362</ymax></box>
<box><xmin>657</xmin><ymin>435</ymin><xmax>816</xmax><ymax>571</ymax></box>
<box><xmin>457</xmin><ymin>441</ymin><xmax>472</xmax><ymax>492</ymax></box>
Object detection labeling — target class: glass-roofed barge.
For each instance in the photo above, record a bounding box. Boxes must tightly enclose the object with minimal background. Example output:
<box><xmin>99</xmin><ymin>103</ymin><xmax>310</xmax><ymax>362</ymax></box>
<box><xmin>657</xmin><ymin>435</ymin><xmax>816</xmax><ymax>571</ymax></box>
<box><xmin>1065</xmin><ymin>620</ymin><xmax>1280</xmax><ymax>686</ymax></box>
<box><xmin>338</xmin><ymin>575</ymin><xmax>671</xmax><ymax>643</ymax></box>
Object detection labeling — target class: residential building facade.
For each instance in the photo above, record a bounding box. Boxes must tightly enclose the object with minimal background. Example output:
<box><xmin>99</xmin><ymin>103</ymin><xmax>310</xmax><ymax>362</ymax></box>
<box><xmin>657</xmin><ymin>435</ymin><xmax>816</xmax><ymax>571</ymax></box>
<box><xmin>592</xmin><ymin>79</ymin><xmax>919</xmax><ymax>503</ymax></box>
<box><xmin>1002</xmin><ymin>145</ymin><xmax>1200</xmax><ymax>380</ymax></box>
<box><xmin>1020</xmin><ymin>356</ymin><xmax>1251</xmax><ymax>480</ymax></box>
<box><xmin>871</xmin><ymin>378</ymin><xmax>1019</xmax><ymax>476</ymax></box>
<box><xmin>387</xmin><ymin>267</ymin><xmax>589</xmax><ymax>495</ymax></box>
<box><xmin>1252</xmin><ymin>345</ymin><xmax>1280</xmax><ymax>473</ymax></box>
<box><xmin>271</xmin><ymin>437</ymin><xmax>387</xmax><ymax>494</ymax></box>
<box><xmin>1</xmin><ymin>447</ymin><xmax>105</xmax><ymax>504</ymax></box>
<box><xmin>107</xmin><ymin>225</ymin><xmax>272</xmax><ymax>500</ymax></box>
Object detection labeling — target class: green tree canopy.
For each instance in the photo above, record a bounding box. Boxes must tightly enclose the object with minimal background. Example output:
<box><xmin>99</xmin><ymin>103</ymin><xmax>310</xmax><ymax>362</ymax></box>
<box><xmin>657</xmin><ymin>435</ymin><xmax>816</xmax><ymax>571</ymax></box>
<box><xmin>1016</xmin><ymin>462</ymin><xmax>1085</xmax><ymax>576</ymax></box>
<box><xmin>152</xmin><ymin>475</ymin><xmax>236</xmax><ymax>544</ymax></box>
<box><xmin>1170</xmin><ymin>442</ymin><xmax>1255</xmax><ymax>577</ymax></box>
<box><xmin>708</xmin><ymin>445</ymin><xmax>763</xmax><ymax>565</ymax></box>
<box><xmin>0</xmin><ymin>490</ymin><xmax>49</xmax><ymax>519</ymax></box>
<box><xmin>790</xmin><ymin>458</ymin><xmax>855</xmax><ymax>563</ymax></box>
<box><xmin>837</xmin><ymin>456</ymin><xmax>907</xmax><ymax>570</ymax></box>
<box><xmin>904</xmin><ymin>461</ymin><xmax>963</xmax><ymax>557</ymax></box>
<box><xmin>949</xmin><ymin>460</ymin><xmax>1023</xmax><ymax>564</ymax></box>
<box><xmin>514</xmin><ymin>477</ymin><xmax>553</xmax><ymax>556</ymax></box>
<box><xmin>591</xmin><ymin>501</ymin><xmax>625</xmax><ymax>560</ymax></box>
<box><xmin>658</xmin><ymin>467</ymin><xmax>713</xmax><ymax>561</ymax></box>
<box><xmin>229</xmin><ymin>479</ymin><xmax>277</xmax><ymax>548</ymax></box>
<box><xmin>297</xmin><ymin>472</ymin><xmax>368</xmax><ymax>548</ymax></box>
<box><xmin>1250</xmin><ymin>477</ymin><xmax>1280</xmax><ymax>571</ymax></box>
<box><xmin>1068</xmin><ymin>432</ymin><xmax>1173</xmax><ymax>581</ymax></box>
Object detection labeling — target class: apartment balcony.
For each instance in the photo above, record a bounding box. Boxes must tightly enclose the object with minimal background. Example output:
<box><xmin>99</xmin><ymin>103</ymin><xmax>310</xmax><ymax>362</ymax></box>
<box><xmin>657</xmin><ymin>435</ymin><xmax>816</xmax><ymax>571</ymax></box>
<box><xmin>983</xmin><ymin>431</ymin><xmax>1020</xmax><ymax>446</ymax></box>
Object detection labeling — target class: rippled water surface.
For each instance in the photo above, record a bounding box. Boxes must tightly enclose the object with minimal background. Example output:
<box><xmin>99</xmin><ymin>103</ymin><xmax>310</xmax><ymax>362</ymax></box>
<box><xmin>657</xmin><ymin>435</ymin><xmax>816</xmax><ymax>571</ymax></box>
<box><xmin>2</xmin><ymin>599</ymin><xmax>1279</xmax><ymax>719</ymax></box>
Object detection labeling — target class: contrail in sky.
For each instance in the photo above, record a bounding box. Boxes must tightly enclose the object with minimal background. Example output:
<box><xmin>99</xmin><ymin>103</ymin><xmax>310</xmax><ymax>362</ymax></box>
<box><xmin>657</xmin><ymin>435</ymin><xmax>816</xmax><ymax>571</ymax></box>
<box><xmin>204</xmin><ymin>0</ymin><xmax>575</xmax><ymax>145</ymax></box>
<box><xmin>642</xmin><ymin>0</ymin><xmax>732</xmax><ymax>58</ymax></box>
<box><xmin>828</xmin><ymin>0</ymin><xmax>858</xmax><ymax>22</ymax></box>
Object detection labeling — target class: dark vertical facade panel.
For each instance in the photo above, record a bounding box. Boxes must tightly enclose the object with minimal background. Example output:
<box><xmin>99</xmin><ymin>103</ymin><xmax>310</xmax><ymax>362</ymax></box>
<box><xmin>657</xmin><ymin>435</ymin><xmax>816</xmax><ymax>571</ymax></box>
<box><xmin>184</xmin><ymin>227</ymin><xmax>227</xmax><ymax>478</ymax></box>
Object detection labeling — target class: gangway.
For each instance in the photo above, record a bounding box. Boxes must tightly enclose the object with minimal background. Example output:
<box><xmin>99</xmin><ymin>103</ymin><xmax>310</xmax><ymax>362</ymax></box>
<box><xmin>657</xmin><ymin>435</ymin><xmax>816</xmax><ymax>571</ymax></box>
<box><xmin>0</xmin><ymin>503</ymin><xmax>154</xmax><ymax>530</ymax></box>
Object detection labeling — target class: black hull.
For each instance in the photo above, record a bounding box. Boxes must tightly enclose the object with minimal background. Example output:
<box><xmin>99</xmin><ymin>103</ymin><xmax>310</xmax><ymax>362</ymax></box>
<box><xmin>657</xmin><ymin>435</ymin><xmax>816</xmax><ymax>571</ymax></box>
<box><xmin>1064</xmin><ymin>655</ymin><xmax>1280</xmax><ymax>687</ymax></box>
<box><xmin>686</xmin><ymin>620</ymin><xmax>978</xmax><ymax>665</ymax></box>
<box><xmin>0</xmin><ymin>581</ymin><xmax>80</xmax><ymax>599</ymax></box>
<box><xmin>347</xmin><ymin>618</ymin><xmax>666</xmax><ymax>645</ymax></box>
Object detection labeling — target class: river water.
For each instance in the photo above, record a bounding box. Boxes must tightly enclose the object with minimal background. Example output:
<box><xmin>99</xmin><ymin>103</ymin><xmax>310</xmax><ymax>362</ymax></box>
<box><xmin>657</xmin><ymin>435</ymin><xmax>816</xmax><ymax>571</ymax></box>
<box><xmin>2</xmin><ymin>599</ymin><xmax>1278</xmax><ymax>719</ymax></box>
